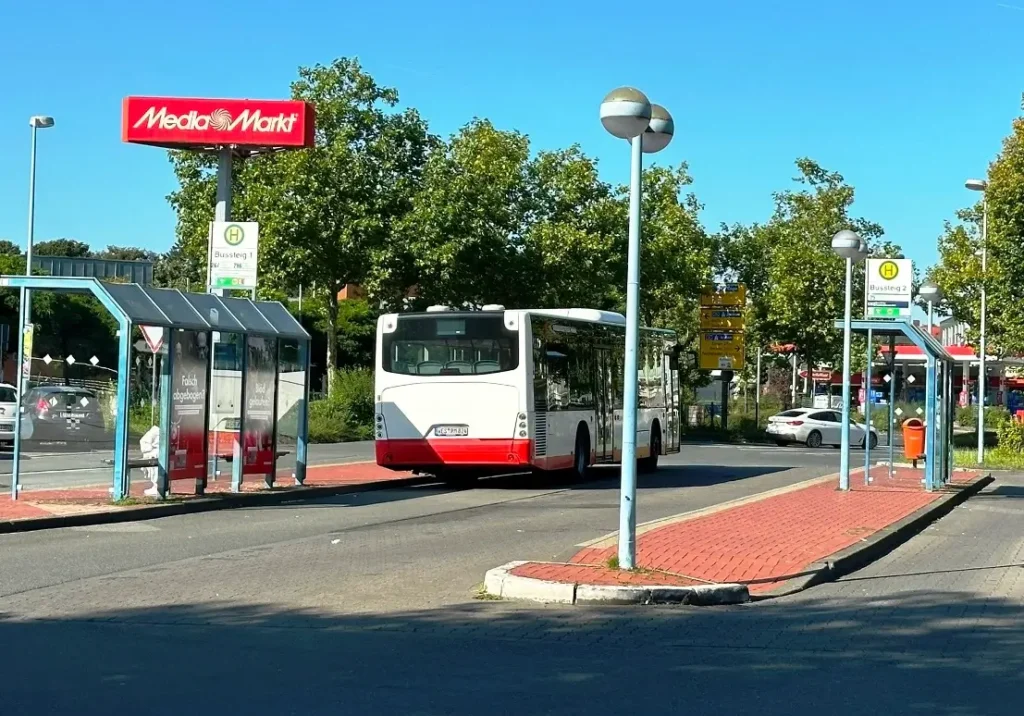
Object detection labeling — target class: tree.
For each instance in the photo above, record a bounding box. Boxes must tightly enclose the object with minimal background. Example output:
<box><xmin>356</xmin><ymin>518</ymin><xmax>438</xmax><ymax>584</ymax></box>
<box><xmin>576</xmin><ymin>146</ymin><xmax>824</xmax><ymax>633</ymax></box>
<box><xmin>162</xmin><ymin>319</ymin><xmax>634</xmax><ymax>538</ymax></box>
<box><xmin>929</xmin><ymin>214</ymin><xmax>983</xmax><ymax>344</ymax></box>
<box><xmin>401</xmin><ymin>119</ymin><xmax>533</xmax><ymax>308</ymax></box>
<box><xmin>932</xmin><ymin>115</ymin><xmax>1024</xmax><ymax>356</ymax></box>
<box><xmin>96</xmin><ymin>246</ymin><xmax>159</xmax><ymax>262</ymax></box>
<box><xmin>721</xmin><ymin>159</ymin><xmax>889</xmax><ymax>377</ymax></box>
<box><xmin>33</xmin><ymin>238</ymin><xmax>91</xmax><ymax>257</ymax></box>
<box><xmin>0</xmin><ymin>240</ymin><xmax>22</xmax><ymax>257</ymax></box>
<box><xmin>239</xmin><ymin>58</ymin><xmax>434</xmax><ymax>394</ymax></box>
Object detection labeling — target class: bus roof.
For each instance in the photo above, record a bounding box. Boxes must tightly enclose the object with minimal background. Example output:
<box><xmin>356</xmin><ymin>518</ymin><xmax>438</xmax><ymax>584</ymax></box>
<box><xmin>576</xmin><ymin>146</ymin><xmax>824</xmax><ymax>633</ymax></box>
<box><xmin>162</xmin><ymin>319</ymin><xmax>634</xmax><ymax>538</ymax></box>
<box><xmin>386</xmin><ymin>307</ymin><xmax>676</xmax><ymax>337</ymax></box>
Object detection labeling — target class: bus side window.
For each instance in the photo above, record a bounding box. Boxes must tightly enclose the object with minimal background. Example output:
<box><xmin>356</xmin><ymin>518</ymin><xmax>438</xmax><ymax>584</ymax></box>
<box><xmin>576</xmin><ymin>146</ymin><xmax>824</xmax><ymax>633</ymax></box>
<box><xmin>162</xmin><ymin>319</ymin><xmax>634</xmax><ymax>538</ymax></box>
<box><xmin>569</xmin><ymin>342</ymin><xmax>595</xmax><ymax>409</ymax></box>
<box><xmin>546</xmin><ymin>343</ymin><xmax>570</xmax><ymax>410</ymax></box>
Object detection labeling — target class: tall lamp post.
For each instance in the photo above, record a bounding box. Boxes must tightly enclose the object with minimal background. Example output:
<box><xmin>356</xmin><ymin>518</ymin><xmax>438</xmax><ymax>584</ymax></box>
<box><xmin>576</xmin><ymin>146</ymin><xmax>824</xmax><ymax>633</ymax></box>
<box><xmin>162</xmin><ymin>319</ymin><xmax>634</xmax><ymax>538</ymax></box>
<box><xmin>919</xmin><ymin>282</ymin><xmax>943</xmax><ymax>334</ymax></box>
<box><xmin>833</xmin><ymin>230</ymin><xmax>867</xmax><ymax>491</ymax></box>
<box><xmin>600</xmin><ymin>88</ymin><xmax>673</xmax><ymax>570</ymax></box>
<box><xmin>966</xmin><ymin>178</ymin><xmax>988</xmax><ymax>463</ymax></box>
<box><xmin>12</xmin><ymin>115</ymin><xmax>55</xmax><ymax>500</ymax></box>
<box><xmin>24</xmin><ymin>115</ymin><xmax>54</xmax><ymax>328</ymax></box>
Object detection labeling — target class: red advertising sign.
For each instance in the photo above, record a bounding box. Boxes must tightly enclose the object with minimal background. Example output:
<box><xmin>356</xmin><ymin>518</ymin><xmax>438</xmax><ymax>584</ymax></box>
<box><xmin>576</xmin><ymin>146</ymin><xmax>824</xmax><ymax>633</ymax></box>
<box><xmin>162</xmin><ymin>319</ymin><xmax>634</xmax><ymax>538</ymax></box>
<box><xmin>242</xmin><ymin>336</ymin><xmax>278</xmax><ymax>476</ymax></box>
<box><xmin>122</xmin><ymin>96</ymin><xmax>315</xmax><ymax>149</ymax></box>
<box><xmin>169</xmin><ymin>330</ymin><xmax>210</xmax><ymax>481</ymax></box>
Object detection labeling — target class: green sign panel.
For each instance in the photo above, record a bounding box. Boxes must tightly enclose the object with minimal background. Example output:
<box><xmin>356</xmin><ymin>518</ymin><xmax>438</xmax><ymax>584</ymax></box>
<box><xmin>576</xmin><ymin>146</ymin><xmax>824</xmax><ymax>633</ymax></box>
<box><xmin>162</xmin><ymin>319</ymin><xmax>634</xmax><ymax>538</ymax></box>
<box><xmin>869</xmin><ymin>306</ymin><xmax>903</xmax><ymax>318</ymax></box>
<box><xmin>214</xmin><ymin>276</ymin><xmax>249</xmax><ymax>289</ymax></box>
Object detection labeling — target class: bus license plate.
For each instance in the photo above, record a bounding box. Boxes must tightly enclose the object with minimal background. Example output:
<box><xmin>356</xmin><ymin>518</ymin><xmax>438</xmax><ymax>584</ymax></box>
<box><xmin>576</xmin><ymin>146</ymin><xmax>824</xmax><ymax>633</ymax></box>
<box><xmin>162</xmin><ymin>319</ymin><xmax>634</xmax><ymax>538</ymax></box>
<box><xmin>435</xmin><ymin>425</ymin><xmax>469</xmax><ymax>437</ymax></box>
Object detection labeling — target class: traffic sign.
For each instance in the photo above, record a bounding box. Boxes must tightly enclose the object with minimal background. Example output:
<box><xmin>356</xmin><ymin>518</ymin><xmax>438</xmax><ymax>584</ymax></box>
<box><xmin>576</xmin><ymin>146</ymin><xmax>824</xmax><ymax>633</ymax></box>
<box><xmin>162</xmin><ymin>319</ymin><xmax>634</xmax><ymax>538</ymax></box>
<box><xmin>699</xmin><ymin>331</ymin><xmax>745</xmax><ymax>371</ymax></box>
<box><xmin>700</xmin><ymin>308</ymin><xmax>745</xmax><ymax>331</ymax></box>
<box><xmin>866</xmin><ymin>258</ymin><xmax>912</xmax><ymax>319</ymax></box>
<box><xmin>140</xmin><ymin>325</ymin><xmax>164</xmax><ymax>354</ymax></box>
<box><xmin>700</xmin><ymin>283</ymin><xmax>746</xmax><ymax>307</ymax></box>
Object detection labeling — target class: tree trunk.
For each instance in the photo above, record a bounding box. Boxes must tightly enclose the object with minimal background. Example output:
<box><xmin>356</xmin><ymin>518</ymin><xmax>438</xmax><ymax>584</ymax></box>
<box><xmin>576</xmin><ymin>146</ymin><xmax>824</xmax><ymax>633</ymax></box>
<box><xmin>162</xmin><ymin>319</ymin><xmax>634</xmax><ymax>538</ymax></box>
<box><xmin>325</xmin><ymin>287</ymin><xmax>339</xmax><ymax>397</ymax></box>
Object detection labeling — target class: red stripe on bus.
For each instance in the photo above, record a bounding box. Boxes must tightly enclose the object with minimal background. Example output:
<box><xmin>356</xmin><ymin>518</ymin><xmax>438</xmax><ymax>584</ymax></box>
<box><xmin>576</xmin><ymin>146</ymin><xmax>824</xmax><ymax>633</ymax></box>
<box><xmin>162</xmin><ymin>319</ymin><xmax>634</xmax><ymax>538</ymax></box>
<box><xmin>376</xmin><ymin>438</ymin><xmax>532</xmax><ymax>468</ymax></box>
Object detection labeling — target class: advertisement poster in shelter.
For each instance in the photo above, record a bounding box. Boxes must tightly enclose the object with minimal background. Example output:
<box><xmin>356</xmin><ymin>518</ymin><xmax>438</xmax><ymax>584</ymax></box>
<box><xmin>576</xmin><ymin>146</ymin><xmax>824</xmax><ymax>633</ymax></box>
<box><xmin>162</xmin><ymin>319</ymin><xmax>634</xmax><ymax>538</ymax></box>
<box><xmin>243</xmin><ymin>336</ymin><xmax>278</xmax><ymax>475</ymax></box>
<box><xmin>169</xmin><ymin>330</ymin><xmax>210</xmax><ymax>480</ymax></box>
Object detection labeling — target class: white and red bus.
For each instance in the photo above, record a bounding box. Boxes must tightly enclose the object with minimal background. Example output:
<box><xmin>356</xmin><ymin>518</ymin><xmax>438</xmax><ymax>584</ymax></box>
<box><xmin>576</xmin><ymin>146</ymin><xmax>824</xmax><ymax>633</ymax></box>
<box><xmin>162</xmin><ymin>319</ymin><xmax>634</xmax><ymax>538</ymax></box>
<box><xmin>374</xmin><ymin>306</ymin><xmax>681</xmax><ymax>481</ymax></box>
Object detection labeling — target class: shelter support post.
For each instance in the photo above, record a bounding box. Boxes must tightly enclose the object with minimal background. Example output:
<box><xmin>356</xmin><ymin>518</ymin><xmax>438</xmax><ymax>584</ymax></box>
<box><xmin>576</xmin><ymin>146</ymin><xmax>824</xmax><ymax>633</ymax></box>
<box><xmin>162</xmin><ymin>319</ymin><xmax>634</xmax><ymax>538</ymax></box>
<box><xmin>925</xmin><ymin>357</ymin><xmax>937</xmax><ymax>491</ymax></box>
<box><xmin>112</xmin><ymin>321</ymin><xmax>133</xmax><ymax>501</ymax></box>
<box><xmin>295</xmin><ymin>338</ymin><xmax>310</xmax><ymax>486</ymax></box>
<box><xmin>946</xmin><ymin>364</ymin><xmax>952</xmax><ymax>484</ymax></box>
<box><xmin>10</xmin><ymin>297</ymin><xmax>28</xmax><ymax>497</ymax></box>
<box><xmin>157</xmin><ymin>332</ymin><xmax>174</xmax><ymax>499</ymax></box>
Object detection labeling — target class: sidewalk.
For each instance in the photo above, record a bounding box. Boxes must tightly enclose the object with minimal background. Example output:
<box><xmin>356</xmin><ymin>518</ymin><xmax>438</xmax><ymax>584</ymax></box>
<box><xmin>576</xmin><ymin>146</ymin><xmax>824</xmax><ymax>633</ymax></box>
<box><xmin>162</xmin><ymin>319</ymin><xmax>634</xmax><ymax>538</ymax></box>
<box><xmin>485</xmin><ymin>466</ymin><xmax>991</xmax><ymax>604</ymax></box>
<box><xmin>1</xmin><ymin>461</ymin><xmax>416</xmax><ymax>530</ymax></box>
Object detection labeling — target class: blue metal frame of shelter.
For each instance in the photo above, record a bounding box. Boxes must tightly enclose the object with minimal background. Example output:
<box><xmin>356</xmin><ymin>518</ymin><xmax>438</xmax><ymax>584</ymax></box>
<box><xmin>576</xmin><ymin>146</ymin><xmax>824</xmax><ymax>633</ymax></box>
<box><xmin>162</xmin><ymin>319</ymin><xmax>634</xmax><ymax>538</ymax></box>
<box><xmin>1</xmin><ymin>276</ymin><xmax>311</xmax><ymax>501</ymax></box>
<box><xmin>835</xmin><ymin>319</ymin><xmax>956</xmax><ymax>491</ymax></box>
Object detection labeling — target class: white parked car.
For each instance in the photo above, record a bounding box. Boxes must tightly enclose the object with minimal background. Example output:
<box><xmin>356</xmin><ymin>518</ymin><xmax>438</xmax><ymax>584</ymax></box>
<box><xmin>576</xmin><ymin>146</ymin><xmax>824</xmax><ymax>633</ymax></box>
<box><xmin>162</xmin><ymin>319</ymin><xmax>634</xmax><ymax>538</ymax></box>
<box><xmin>766</xmin><ymin>408</ymin><xmax>878</xmax><ymax>449</ymax></box>
<box><xmin>0</xmin><ymin>383</ymin><xmax>17</xmax><ymax>447</ymax></box>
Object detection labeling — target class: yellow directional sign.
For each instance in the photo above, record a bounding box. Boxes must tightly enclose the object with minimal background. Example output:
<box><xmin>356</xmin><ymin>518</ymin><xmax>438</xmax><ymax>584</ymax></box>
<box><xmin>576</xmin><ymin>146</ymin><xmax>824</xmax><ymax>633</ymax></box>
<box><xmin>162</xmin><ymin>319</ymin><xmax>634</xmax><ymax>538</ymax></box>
<box><xmin>700</xmin><ymin>282</ymin><xmax>746</xmax><ymax>308</ymax></box>
<box><xmin>700</xmin><ymin>308</ymin><xmax>745</xmax><ymax>331</ymax></box>
<box><xmin>699</xmin><ymin>331</ymin><xmax>745</xmax><ymax>371</ymax></box>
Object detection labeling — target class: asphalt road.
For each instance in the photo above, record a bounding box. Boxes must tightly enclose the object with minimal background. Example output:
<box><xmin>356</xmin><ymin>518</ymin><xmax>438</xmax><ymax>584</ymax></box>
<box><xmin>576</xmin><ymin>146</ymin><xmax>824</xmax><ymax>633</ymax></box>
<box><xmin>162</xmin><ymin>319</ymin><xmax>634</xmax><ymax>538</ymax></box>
<box><xmin>0</xmin><ymin>440</ymin><xmax>376</xmax><ymax>491</ymax></box>
<box><xmin>1</xmin><ymin>445</ymin><xmax>1018</xmax><ymax>715</ymax></box>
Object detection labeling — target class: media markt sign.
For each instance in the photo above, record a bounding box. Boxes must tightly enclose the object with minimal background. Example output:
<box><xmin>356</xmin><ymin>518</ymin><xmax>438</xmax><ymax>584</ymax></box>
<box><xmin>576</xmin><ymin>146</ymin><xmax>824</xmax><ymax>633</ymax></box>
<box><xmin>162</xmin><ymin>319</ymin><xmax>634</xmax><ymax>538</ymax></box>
<box><xmin>866</xmin><ymin>258</ymin><xmax>912</xmax><ymax>319</ymax></box>
<box><xmin>209</xmin><ymin>221</ymin><xmax>258</xmax><ymax>290</ymax></box>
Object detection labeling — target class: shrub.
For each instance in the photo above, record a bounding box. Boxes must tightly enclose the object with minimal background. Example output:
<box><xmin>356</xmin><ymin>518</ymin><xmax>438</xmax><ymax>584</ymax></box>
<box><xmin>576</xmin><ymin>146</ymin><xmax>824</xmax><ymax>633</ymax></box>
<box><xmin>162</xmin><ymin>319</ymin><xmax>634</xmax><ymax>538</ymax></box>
<box><xmin>307</xmin><ymin>368</ymin><xmax>375</xmax><ymax>443</ymax></box>
<box><xmin>996</xmin><ymin>418</ymin><xmax>1024</xmax><ymax>453</ymax></box>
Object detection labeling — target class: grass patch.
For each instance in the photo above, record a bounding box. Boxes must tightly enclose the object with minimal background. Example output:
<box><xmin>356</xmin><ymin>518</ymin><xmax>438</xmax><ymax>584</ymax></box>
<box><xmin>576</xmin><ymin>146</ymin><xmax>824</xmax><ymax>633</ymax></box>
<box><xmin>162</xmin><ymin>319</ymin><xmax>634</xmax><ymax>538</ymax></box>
<box><xmin>112</xmin><ymin>496</ymin><xmax>145</xmax><ymax>507</ymax></box>
<box><xmin>605</xmin><ymin>555</ymin><xmax>620</xmax><ymax>570</ymax></box>
<box><xmin>954</xmin><ymin>448</ymin><xmax>1024</xmax><ymax>470</ymax></box>
<box><xmin>472</xmin><ymin>584</ymin><xmax>503</xmax><ymax>601</ymax></box>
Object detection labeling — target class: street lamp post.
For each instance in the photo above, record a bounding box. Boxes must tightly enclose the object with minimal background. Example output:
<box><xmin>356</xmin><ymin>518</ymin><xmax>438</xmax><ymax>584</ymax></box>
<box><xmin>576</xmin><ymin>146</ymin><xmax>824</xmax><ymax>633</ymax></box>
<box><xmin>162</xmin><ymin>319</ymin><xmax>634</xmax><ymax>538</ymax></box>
<box><xmin>919</xmin><ymin>282</ymin><xmax>943</xmax><ymax>334</ymax></box>
<box><xmin>832</xmin><ymin>230</ymin><xmax>867</xmax><ymax>491</ymax></box>
<box><xmin>600</xmin><ymin>88</ymin><xmax>673</xmax><ymax>570</ymax></box>
<box><xmin>966</xmin><ymin>178</ymin><xmax>988</xmax><ymax>463</ymax></box>
<box><xmin>12</xmin><ymin>115</ymin><xmax>55</xmax><ymax>500</ymax></box>
<box><xmin>24</xmin><ymin>116</ymin><xmax>54</xmax><ymax>328</ymax></box>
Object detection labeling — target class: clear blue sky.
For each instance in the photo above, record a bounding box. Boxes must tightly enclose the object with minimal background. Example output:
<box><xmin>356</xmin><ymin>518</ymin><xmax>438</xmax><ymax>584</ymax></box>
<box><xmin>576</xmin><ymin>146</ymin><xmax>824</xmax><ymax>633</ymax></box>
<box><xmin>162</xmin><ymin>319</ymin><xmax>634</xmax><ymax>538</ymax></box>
<box><xmin>1</xmin><ymin>0</ymin><xmax>1021</xmax><ymax>270</ymax></box>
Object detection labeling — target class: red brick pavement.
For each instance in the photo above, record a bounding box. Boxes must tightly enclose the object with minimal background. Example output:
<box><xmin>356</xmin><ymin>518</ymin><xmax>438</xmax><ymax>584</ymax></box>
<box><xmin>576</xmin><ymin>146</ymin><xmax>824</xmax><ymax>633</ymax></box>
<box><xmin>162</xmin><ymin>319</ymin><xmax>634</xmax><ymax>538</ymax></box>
<box><xmin>0</xmin><ymin>461</ymin><xmax>413</xmax><ymax>522</ymax></box>
<box><xmin>519</xmin><ymin>467</ymin><xmax>982</xmax><ymax>595</ymax></box>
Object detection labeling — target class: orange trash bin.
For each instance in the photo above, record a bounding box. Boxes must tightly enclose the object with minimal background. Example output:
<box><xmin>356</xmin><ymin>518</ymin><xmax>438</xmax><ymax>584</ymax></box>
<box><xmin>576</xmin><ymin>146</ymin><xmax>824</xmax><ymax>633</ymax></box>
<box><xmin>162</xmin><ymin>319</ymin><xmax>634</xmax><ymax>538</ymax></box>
<box><xmin>902</xmin><ymin>418</ymin><xmax>925</xmax><ymax>460</ymax></box>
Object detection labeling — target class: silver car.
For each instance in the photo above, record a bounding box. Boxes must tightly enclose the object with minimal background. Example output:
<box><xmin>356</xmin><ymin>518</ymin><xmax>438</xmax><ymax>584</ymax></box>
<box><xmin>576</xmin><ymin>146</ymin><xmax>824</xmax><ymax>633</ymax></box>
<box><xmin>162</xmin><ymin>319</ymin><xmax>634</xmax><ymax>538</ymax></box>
<box><xmin>766</xmin><ymin>408</ymin><xmax>879</xmax><ymax>448</ymax></box>
<box><xmin>0</xmin><ymin>383</ymin><xmax>18</xmax><ymax>447</ymax></box>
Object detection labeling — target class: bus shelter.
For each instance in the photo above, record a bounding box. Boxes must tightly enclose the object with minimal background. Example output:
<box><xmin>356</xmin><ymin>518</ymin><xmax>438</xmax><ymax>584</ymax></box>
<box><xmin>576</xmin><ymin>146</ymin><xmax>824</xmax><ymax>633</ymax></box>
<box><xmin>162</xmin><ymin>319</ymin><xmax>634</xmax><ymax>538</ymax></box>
<box><xmin>2</xmin><ymin>276</ymin><xmax>310</xmax><ymax>501</ymax></box>
<box><xmin>836</xmin><ymin>319</ymin><xmax>956</xmax><ymax>491</ymax></box>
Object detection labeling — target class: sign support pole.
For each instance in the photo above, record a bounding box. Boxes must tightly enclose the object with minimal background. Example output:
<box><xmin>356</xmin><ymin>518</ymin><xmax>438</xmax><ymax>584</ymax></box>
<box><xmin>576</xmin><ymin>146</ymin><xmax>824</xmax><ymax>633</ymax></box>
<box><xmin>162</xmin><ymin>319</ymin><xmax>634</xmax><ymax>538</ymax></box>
<box><xmin>754</xmin><ymin>346</ymin><xmax>762</xmax><ymax>427</ymax></box>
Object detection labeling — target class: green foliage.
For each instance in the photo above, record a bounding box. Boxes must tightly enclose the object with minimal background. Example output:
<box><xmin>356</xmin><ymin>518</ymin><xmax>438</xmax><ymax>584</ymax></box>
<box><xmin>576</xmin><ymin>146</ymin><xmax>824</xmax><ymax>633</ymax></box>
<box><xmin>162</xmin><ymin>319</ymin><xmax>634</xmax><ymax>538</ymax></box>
<box><xmin>33</xmin><ymin>238</ymin><xmax>91</xmax><ymax>257</ymax></box>
<box><xmin>727</xmin><ymin>160</ymin><xmax>887</xmax><ymax>372</ymax></box>
<box><xmin>996</xmin><ymin>418</ymin><xmax>1024</xmax><ymax>453</ymax></box>
<box><xmin>307</xmin><ymin>368</ymin><xmax>374</xmax><ymax>443</ymax></box>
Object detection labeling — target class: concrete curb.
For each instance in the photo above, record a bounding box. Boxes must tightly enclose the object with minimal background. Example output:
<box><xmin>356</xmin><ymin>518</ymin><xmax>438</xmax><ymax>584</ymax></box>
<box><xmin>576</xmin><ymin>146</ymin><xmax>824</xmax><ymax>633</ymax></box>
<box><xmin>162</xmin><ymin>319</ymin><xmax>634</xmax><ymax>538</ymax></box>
<box><xmin>0</xmin><ymin>475</ymin><xmax>436</xmax><ymax>535</ymax></box>
<box><xmin>482</xmin><ymin>561</ymin><xmax>750</xmax><ymax>606</ymax></box>
<box><xmin>759</xmin><ymin>472</ymin><xmax>995</xmax><ymax>599</ymax></box>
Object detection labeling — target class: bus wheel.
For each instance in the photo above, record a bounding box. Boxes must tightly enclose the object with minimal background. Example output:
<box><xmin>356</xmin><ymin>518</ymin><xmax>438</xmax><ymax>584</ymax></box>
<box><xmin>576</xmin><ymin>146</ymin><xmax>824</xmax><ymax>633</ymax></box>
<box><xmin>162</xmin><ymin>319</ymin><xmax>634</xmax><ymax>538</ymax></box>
<box><xmin>571</xmin><ymin>428</ymin><xmax>590</xmax><ymax>481</ymax></box>
<box><xmin>639</xmin><ymin>424</ymin><xmax>661</xmax><ymax>473</ymax></box>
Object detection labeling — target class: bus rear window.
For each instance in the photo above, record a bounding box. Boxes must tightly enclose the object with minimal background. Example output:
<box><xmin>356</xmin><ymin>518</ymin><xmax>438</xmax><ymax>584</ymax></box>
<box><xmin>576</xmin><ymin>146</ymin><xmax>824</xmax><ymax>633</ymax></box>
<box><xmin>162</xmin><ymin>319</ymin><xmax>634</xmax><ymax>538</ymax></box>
<box><xmin>383</xmin><ymin>315</ymin><xmax>519</xmax><ymax>376</ymax></box>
